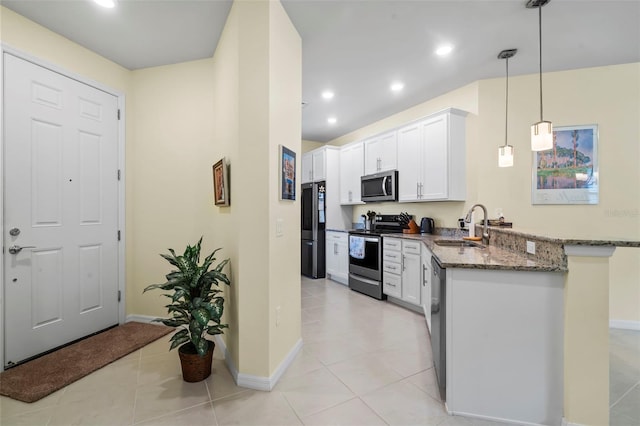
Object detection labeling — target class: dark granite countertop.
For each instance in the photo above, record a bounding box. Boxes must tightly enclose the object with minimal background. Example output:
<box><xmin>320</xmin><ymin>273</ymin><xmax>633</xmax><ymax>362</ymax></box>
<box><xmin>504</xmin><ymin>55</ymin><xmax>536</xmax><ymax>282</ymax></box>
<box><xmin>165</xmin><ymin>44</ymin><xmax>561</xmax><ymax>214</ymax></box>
<box><xmin>384</xmin><ymin>233</ymin><xmax>565</xmax><ymax>272</ymax></box>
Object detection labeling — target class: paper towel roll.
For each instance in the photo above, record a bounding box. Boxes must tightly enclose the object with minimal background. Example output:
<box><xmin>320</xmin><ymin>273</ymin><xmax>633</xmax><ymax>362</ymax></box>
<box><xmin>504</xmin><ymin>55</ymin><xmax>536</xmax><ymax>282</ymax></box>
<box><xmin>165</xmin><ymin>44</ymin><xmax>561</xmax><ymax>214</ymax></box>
<box><xmin>469</xmin><ymin>210</ymin><xmax>476</xmax><ymax>237</ymax></box>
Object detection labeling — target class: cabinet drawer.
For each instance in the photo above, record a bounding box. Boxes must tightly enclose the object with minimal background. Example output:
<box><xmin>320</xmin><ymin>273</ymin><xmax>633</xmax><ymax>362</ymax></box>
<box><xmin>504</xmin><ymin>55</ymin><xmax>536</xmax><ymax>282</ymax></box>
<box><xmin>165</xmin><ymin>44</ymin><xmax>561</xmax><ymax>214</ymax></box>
<box><xmin>383</xmin><ymin>238</ymin><xmax>402</xmax><ymax>251</ymax></box>
<box><xmin>327</xmin><ymin>232</ymin><xmax>348</xmax><ymax>243</ymax></box>
<box><xmin>383</xmin><ymin>261</ymin><xmax>401</xmax><ymax>275</ymax></box>
<box><xmin>383</xmin><ymin>251</ymin><xmax>401</xmax><ymax>262</ymax></box>
<box><xmin>402</xmin><ymin>240</ymin><xmax>421</xmax><ymax>255</ymax></box>
<box><xmin>383</xmin><ymin>272</ymin><xmax>402</xmax><ymax>298</ymax></box>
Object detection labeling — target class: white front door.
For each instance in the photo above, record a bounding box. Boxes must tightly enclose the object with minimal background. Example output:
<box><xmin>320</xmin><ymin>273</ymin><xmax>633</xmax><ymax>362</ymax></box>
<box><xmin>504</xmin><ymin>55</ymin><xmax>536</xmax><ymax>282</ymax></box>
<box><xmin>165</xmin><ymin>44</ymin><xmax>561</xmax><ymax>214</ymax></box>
<box><xmin>3</xmin><ymin>53</ymin><xmax>120</xmax><ymax>366</ymax></box>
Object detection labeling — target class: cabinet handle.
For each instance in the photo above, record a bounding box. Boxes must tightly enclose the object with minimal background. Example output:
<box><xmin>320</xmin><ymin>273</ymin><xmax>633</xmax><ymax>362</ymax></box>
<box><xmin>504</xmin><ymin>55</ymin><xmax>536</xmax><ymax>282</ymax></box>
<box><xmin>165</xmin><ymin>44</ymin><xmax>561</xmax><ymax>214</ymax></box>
<box><xmin>416</xmin><ymin>182</ymin><xmax>420</xmax><ymax>198</ymax></box>
<box><xmin>334</xmin><ymin>243</ymin><xmax>338</xmax><ymax>255</ymax></box>
<box><xmin>348</xmin><ymin>190</ymin><xmax>352</xmax><ymax>202</ymax></box>
<box><xmin>402</xmin><ymin>255</ymin><xmax>405</xmax><ymax>271</ymax></box>
<box><xmin>388</xmin><ymin>265</ymin><xmax>397</xmax><ymax>270</ymax></box>
<box><xmin>386</xmin><ymin>282</ymin><xmax>396</xmax><ymax>287</ymax></box>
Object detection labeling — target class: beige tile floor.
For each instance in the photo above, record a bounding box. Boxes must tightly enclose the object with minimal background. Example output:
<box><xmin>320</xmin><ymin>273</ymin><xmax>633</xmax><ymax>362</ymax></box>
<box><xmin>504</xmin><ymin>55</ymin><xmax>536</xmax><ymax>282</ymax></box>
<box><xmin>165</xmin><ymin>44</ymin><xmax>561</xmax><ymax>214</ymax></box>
<box><xmin>0</xmin><ymin>277</ymin><xmax>637</xmax><ymax>425</ymax></box>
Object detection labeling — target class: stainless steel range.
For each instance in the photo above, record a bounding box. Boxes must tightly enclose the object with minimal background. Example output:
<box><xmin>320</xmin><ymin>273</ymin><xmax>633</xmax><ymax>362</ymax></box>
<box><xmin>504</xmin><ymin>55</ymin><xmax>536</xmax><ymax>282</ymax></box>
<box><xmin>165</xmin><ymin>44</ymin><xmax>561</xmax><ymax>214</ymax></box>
<box><xmin>348</xmin><ymin>214</ymin><xmax>408</xmax><ymax>299</ymax></box>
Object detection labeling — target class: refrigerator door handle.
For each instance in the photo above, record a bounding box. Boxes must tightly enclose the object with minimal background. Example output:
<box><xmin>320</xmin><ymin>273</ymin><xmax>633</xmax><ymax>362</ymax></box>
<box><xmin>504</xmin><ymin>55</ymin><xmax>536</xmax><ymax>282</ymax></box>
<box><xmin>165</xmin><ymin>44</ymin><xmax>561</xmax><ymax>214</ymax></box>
<box><xmin>312</xmin><ymin>183</ymin><xmax>319</xmax><ymax>241</ymax></box>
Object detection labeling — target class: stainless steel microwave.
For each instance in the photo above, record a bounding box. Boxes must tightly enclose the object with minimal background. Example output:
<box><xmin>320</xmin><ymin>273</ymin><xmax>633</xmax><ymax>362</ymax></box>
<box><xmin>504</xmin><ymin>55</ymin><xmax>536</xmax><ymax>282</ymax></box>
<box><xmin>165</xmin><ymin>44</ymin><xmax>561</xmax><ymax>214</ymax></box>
<box><xmin>361</xmin><ymin>170</ymin><xmax>398</xmax><ymax>202</ymax></box>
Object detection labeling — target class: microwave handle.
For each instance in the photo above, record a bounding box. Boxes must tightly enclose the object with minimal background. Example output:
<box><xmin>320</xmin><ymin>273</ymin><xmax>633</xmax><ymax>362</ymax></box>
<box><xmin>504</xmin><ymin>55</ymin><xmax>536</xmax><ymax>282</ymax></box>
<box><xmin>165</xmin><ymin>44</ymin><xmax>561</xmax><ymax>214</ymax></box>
<box><xmin>382</xmin><ymin>176</ymin><xmax>388</xmax><ymax>196</ymax></box>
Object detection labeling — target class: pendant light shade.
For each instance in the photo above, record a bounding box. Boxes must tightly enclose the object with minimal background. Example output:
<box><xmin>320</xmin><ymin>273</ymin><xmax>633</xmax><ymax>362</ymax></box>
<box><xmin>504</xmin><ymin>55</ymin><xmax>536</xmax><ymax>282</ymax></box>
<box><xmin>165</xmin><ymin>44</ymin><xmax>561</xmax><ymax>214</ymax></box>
<box><xmin>528</xmin><ymin>0</ymin><xmax>553</xmax><ymax>151</ymax></box>
<box><xmin>531</xmin><ymin>120</ymin><xmax>553</xmax><ymax>151</ymax></box>
<box><xmin>498</xmin><ymin>49</ymin><xmax>517</xmax><ymax>167</ymax></box>
<box><xmin>498</xmin><ymin>145</ymin><xmax>514</xmax><ymax>167</ymax></box>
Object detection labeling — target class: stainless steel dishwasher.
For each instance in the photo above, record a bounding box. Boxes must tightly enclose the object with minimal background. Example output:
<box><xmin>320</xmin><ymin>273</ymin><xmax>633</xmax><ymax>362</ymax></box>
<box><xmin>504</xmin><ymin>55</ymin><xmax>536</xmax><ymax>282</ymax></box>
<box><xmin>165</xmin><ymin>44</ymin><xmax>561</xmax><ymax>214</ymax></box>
<box><xmin>431</xmin><ymin>256</ymin><xmax>446</xmax><ymax>401</ymax></box>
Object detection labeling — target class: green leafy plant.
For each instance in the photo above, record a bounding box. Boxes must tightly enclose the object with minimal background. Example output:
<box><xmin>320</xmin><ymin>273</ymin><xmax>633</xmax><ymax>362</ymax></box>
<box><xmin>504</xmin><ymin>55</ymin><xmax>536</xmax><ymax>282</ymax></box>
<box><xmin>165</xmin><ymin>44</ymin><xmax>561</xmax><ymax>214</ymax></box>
<box><xmin>143</xmin><ymin>237</ymin><xmax>230</xmax><ymax>356</ymax></box>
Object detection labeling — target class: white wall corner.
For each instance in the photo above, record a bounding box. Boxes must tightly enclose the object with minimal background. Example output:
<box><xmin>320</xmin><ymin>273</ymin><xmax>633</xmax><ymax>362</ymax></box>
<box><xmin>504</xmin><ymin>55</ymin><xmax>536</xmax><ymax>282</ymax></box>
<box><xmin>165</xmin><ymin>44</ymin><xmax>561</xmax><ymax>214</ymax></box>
<box><xmin>562</xmin><ymin>417</ymin><xmax>586</xmax><ymax>426</ymax></box>
<box><xmin>216</xmin><ymin>336</ymin><xmax>303</xmax><ymax>392</ymax></box>
<box><xmin>563</xmin><ymin>245</ymin><xmax>616</xmax><ymax>257</ymax></box>
<box><xmin>609</xmin><ymin>319</ymin><xmax>640</xmax><ymax>331</ymax></box>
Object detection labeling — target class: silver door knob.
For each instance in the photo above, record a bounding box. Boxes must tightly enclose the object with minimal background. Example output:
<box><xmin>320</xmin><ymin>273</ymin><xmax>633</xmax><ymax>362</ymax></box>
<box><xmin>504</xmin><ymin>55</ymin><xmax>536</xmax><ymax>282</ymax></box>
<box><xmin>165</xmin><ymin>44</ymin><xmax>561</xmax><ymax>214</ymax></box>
<box><xmin>8</xmin><ymin>245</ymin><xmax>36</xmax><ymax>255</ymax></box>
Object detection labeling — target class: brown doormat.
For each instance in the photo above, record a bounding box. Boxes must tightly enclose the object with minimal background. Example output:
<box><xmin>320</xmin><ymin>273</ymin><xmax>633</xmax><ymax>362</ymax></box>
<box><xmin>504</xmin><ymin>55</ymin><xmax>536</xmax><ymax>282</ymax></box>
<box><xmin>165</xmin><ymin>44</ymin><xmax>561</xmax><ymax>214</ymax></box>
<box><xmin>0</xmin><ymin>321</ymin><xmax>172</xmax><ymax>403</ymax></box>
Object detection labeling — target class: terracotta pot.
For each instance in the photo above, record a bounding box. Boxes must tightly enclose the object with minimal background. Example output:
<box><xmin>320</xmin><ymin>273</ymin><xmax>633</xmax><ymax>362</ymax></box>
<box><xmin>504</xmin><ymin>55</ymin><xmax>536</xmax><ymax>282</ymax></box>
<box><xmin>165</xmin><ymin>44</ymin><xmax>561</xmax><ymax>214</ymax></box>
<box><xmin>178</xmin><ymin>341</ymin><xmax>214</xmax><ymax>382</ymax></box>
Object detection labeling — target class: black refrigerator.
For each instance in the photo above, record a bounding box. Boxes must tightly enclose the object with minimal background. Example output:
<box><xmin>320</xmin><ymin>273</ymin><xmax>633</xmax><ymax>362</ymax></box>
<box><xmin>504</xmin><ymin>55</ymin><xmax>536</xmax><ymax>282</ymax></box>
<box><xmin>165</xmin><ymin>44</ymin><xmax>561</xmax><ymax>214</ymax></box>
<box><xmin>301</xmin><ymin>181</ymin><xmax>326</xmax><ymax>278</ymax></box>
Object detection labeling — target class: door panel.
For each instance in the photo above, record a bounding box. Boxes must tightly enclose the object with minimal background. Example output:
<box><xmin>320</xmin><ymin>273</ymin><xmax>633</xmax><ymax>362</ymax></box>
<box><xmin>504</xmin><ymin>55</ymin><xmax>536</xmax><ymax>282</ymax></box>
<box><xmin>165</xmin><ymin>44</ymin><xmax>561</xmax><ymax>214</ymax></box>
<box><xmin>3</xmin><ymin>53</ymin><xmax>119</xmax><ymax>366</ymax></box>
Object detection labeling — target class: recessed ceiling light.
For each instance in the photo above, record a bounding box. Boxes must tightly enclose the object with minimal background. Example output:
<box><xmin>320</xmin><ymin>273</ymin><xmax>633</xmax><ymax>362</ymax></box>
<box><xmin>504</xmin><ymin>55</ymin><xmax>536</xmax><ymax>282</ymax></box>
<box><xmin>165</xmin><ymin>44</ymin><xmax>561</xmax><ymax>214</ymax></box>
<box><xmin>94</xmin><ymin>0</ymin><xmax>115</xmax><ymax>8</ymax></box>
<box><xmin>321</xmin><ymin>91</ymin><xmax>334</xmax><ymax>100</ymax></box>
<box><xmin>436</xmin><ymin>45</ymin><xmax>454</xmax><ymax>56</ymax></box>
<box><xmin>327</xmin><ymin>117</ymin><xmax>337</xmax><ymax>125</ymax></box>
<box><xmin>390</xmin><ymin>82</ymin><xmax>404</xmax><ymax>92</ymax></box>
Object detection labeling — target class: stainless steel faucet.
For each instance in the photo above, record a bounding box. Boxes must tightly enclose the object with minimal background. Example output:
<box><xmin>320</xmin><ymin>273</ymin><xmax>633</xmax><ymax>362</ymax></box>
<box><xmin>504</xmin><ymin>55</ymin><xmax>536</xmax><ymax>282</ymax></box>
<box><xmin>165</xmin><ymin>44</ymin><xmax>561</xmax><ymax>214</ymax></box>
<box><xmin>465</xmin><ymin>204</ymin><xmax>490</xmax><ymax>245</ymax></box>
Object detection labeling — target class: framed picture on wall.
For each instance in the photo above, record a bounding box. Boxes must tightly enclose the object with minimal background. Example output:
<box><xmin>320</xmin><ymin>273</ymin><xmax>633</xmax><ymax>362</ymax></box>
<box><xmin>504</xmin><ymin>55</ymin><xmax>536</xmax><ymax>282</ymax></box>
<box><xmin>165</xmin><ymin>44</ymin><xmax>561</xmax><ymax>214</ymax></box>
<box><xmin>279</xmin><ymin>145</ymin><xmax>296</xmax><ymax>201</ymax></box>
<box><xmin>213</xmin><ymin>158</ymin><xmax>230</xmax><ymax>206</ymax></box>
<box><xmin>532</xmin><ymin>124</ymin><xmax>599</xmax><ymax>205</ymax></box>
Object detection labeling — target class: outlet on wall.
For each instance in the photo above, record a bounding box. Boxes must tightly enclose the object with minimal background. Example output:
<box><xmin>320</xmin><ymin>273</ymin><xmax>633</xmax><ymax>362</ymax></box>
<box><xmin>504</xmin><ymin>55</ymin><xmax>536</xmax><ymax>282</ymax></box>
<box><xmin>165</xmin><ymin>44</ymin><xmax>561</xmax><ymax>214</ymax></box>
<box><xmin>526</xmin><ymin>241</ymin><xmax>536</xmax><ymax>255</ymax></box>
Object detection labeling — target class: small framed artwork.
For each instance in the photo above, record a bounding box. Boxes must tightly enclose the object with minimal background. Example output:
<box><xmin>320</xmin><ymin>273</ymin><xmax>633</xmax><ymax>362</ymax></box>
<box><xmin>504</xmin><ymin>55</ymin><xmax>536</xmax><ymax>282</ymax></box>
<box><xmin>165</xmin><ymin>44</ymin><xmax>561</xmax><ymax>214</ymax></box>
<box><xmin>279</xmin><ymin>145</ymin><xmax>296</xmax><ymax>200</ymax></box>
<box><xmin>213</xmin><ymin>158</ymin><xmax>229</xmax><ymax>206</ymax></box>
<box><xmin>532</xmin><ymin>124</ymin><xmax>599</xmax><ymax>205</ymax></box>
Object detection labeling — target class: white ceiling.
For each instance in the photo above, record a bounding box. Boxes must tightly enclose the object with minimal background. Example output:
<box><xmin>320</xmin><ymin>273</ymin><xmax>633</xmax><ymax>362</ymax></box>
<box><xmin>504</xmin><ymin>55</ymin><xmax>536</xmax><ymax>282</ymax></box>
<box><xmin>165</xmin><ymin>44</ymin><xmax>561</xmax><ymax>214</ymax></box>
<box><xmin>2</xmin><ymin>0</ymin><xmax>639</xmax><ymax>142</ymax></box>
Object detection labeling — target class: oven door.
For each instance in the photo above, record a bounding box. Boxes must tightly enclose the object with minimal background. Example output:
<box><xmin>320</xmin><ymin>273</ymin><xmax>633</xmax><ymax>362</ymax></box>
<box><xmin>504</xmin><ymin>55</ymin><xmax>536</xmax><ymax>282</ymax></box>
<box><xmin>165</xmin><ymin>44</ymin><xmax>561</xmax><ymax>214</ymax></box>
<box><xmin>348</xmin><ymin>234</ymin><xmax>381</xmax><ymax>281</ymax></box>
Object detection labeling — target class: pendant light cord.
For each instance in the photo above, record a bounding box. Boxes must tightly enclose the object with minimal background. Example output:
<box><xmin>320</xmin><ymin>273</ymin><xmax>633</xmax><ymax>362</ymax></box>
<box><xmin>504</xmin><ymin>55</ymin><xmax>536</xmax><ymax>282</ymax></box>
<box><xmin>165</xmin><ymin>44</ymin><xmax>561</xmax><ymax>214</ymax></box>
<box><xmin>505</xmin><ymin>57</ymin><xmax>509</xmax><ymax>146</ymax></box>
<box><xmin>538</xmin><ymin>4</ymin><xmax>543</xmax><ymax>121</ymax></box>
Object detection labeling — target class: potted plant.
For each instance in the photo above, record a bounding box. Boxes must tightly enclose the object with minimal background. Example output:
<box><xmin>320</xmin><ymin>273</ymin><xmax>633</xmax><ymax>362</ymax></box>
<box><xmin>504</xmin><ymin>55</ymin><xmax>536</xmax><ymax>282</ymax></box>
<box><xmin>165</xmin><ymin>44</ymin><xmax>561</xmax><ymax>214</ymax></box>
<box><xmin>143</xmin><ymin>237</ymin><xmax>230</xmax><ymax>382</ymax></box>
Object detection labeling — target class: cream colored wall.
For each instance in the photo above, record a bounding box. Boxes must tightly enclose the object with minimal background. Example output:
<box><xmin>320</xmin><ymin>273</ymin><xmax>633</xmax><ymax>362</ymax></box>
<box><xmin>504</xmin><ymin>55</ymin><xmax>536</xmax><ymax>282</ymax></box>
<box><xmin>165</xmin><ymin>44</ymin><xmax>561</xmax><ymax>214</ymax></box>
<box><xmin>127</xmin><ymin>58</ymin><xmax>221</xmax><ymax>317</ymax></box>
<box><xmin>267</xmin><ymin>0</ymin><xmax>302</xmax><ymax>374</ymax></box>
<box><xmin>302</xmin><ymin>139</ymin><xmax>324</xmax><ymax>153</ymax></box>
<box><xmin>329</xmin><ymin>63</ymin><xmax>640</xmax><ymax>323</ymax></box>
<box><xmin>208</xmin><ymin>0</ymin><xmax>301</xmax><ymax>378</ymax></box>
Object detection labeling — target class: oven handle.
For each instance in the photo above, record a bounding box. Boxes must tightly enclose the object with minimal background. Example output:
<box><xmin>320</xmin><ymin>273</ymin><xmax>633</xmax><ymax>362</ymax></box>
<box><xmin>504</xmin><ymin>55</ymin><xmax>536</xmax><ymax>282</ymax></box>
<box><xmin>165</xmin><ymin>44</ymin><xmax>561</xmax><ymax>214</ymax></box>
<box><xmin>349</xmin><ymin>273</ymin><xmax>380</xmax><ymax>287</ymax></box>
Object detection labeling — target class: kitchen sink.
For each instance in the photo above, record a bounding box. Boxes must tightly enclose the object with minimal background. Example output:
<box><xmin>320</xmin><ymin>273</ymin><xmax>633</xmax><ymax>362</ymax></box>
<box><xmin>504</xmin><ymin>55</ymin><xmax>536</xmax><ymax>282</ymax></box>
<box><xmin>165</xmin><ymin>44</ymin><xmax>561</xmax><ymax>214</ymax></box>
<box><xmin>434</xmin><ymin>239</ymin><xmax>485</xmax><ymax>249</ymax></box>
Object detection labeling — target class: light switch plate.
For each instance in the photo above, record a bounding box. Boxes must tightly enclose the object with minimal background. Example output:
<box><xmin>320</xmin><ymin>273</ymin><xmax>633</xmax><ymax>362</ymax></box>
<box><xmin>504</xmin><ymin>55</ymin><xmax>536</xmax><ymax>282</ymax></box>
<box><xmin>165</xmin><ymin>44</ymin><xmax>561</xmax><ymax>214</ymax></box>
<box><xmin>276</xmin><ymin>218</ymin><xmax>284</xmax><ymax>237</ymax></box>
<box><xmin>526</xmin><ymin>241</ymin><xmax>536</xmax><ymax>255</ymax></box>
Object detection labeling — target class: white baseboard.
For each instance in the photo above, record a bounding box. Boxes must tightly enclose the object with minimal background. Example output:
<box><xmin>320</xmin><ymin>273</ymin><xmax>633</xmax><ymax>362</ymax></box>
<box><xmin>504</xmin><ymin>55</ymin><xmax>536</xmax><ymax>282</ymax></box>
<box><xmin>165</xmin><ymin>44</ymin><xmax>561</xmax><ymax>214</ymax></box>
<box><xmin>609</xmin><ymin>320</ymin><xmax>640</xmax><ymax>331</ymax></box>
<box><xmin>126</xmin><ymin>314</ymin><xmax>160</xmax><ymax>324</ymax></box>
<box><xmin>562</xmin><ymin>417</ymin><xmax>585</xmax><ymax>426</ymax></box>
<box><xmin>215</xmin><ymin>335</ymin><xmax>303</xmax><ymax>391</ymax></box>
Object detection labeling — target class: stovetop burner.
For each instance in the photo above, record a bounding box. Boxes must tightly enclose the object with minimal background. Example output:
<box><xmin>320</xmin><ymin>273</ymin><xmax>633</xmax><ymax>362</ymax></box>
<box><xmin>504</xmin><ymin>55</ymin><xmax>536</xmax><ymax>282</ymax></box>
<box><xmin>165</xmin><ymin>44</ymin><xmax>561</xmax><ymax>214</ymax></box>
<box><xmin>349</xmin><ymin>213</ymin><xmax>412</xmax><ymax>236</ymax></box>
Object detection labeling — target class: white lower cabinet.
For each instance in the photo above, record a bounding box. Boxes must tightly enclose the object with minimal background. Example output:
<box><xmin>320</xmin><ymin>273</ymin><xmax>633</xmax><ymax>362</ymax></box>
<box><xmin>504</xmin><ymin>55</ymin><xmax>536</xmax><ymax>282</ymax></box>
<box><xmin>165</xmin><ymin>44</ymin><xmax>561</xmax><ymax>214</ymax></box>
<box><xmin>421</xmin><ymin>247</ymin><xmax>432</xmax><ymax>332</ymax></box>
<box><xmin>382</xmin><ymin>237</ymin><xmax>422</xmax><ymax>307</ymax></box>
<box><xmin>401</xmin><ymin>240</ymin><xmax>421</xmax><ymax>306</ymax></box>
<box><xmin>326</xmin><ymin>231</ymin><xmax>348</xmax><ymax>285</ymax></box>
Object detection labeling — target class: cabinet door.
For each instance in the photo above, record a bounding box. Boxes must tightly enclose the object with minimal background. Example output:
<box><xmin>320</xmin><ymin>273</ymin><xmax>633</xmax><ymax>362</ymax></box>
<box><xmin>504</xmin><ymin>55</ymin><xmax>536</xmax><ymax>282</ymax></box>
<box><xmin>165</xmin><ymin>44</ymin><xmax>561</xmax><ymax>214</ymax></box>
<box><xmin>326</xmin><ymin>232</ymin><xmax>348</xmax><ymax>285</ymax></box>
<box><xmin>312</xmin><ymin>150</ymin><xmax>326</xmax><ymax>181</ymax></box>
<box><xmin>420</xmin><ymin>114</ymin><xmax>448</xmax><ymax>200</ymax></box>
<box><xmin>301</xmin><ymin>152</ymin><xmax>313</xmax><ymax>184</ymax></box>
<box><xmin>364</xmin><ymin>137</ymin><xmax>382</xmax><ymax>175</ymax></box>
<box><xmin>336</xmin><ymin>240</ymin><xmax>349</xmax><ymax>284</ymax></box>
<box><xmin>340</xmin><ymin>142</ymin><xmax>364</xmax><ymax>205</ymax></box>
<box><xmin>377</xmin><ymin>131</ymin><xmax>397</xmax><ymax>172</ymax></box>
<box><xmin>397</xmin><ymin>122</ymin><xmax>422</xmax><ymax>202</ymax></box>
<box><xmin>401</xmin><ymin>252</ymin><xmax>421</xmax><ymax>306</ymax></box>
<box><xmin>421</xmin><ymin>249</ymin><xmax>432</xmax><ymax>331</ymax></box>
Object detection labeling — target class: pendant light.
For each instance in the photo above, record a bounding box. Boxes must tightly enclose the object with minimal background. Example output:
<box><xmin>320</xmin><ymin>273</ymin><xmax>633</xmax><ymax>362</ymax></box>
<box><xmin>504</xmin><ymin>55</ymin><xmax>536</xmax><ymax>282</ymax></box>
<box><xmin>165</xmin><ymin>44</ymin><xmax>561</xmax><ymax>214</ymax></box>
<box><xmin>527</xmin><ymin>0</ymin><xmax>553</xmax><ymax>151</ymax></box>
<box><xmin>498</xmin><ymin>49</ymin><xmax>517</xmax><ymax>168</ymax></box>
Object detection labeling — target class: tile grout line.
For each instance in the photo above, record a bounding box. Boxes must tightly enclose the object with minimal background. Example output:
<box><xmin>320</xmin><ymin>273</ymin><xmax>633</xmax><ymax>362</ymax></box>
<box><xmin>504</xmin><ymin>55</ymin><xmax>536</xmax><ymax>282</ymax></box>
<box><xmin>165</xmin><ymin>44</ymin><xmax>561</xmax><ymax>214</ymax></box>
<box><xmin>610</xmin><ymin>380</ymin><xmax>640</xmax><ymax>410</ymax></box>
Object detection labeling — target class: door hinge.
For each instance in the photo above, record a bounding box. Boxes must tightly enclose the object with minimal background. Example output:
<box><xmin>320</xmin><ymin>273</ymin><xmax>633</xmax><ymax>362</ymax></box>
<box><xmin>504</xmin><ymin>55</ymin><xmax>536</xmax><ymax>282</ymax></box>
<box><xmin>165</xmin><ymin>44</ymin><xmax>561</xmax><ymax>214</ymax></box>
<box><xmin>117</xmin><ymin>230</ymin><xmax>121</xmax><ymax>241</ymax></box>
<box><xmin>118</xmin><ymin>290</ymin><xmax>121</xmax><ymax>302</ymax></box>
<box><xmin>117</xmin><ymin>169</ymin><xmax>121</xmax><ymax>181</ymax></box>
<box><xmin>117</xmin><ymin>109</ymin><xmax>121</xmax><ymax>120</ymax></box>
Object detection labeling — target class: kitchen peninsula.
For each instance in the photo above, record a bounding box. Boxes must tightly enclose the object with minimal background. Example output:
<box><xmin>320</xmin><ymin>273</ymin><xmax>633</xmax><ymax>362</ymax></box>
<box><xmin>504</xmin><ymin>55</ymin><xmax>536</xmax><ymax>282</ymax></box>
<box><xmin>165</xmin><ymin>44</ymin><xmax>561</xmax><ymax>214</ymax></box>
<box><xmin>391</xmin><ymin>226</ymin><xmax>640</xmax><ymax>425</ymax></box>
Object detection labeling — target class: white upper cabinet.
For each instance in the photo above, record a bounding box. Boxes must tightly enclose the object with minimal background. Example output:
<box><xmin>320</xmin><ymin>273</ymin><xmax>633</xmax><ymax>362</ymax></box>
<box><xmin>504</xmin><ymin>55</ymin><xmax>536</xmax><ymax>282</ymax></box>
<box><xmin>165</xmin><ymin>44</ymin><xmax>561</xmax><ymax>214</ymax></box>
<box><xmin>302</xmin><ymin>146</ymin><xmax>336</xmax><ymax>183</ymax></box>
<box><xmin>340</xmin><ymin>141</ymin><xmax>364</xmax><ymax>205</ymax></box>
<box><xmin>364</xmin><ymin>131</ymin><xmax>397</xmax><ymax>175</ymax></box>
<box><xmin>301</xmin><ymin>152</ymin><xmax>314</xmax><ymax>183</ymax></box>
<box><xmin>397</xmin><ymin>108</ymin><xmax>467</xmax><ymax>202</ymax></box>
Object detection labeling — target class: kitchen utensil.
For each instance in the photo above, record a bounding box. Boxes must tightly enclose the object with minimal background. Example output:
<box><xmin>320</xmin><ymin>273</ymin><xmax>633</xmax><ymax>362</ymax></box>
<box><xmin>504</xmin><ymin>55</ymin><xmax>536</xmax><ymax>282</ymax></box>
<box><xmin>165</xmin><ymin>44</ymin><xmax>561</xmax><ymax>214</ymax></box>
<box><xmin>420</xmin><ymin>217</ymin><xmax>435</xmax><ymax>234</ymax></box>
